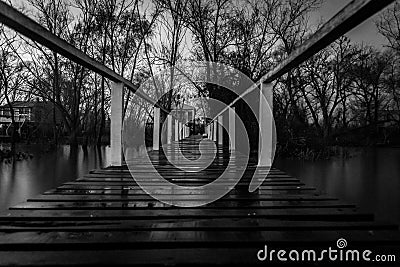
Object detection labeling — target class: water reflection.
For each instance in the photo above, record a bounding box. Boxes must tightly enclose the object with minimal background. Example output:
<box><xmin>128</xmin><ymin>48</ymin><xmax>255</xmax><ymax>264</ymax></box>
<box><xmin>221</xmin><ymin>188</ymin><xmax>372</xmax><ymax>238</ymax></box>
<box><xmin>0</xmin><ymin>145</ymin><xmax>110</xmax><ymax>211</ymax></box>
<box><xmin>275</xmin><ymin>147</ymin><xmax>400</xmax><ymax>224</ymax></box>
<box><xmin>1</xmin><ymin>145</ymin><xmax>399</xmax><ymax>225</ymax></box>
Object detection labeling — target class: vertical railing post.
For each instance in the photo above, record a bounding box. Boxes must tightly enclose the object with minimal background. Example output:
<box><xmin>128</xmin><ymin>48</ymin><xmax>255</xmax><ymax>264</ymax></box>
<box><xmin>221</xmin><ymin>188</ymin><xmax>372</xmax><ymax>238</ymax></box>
<box><xmin>174</xmin><ymin>119</ymin><xmax>179</xmax><ymax>142</ymax></box>
<box><xmin>258</xmin><ymin>82</ymin><xmax>273</xmax><ymax>166</ymax></box>
<box><xmin>184</xmin><ymin>111</ymin><xmax>189</xmax><ymax>138</ymax></box>
<box><xmin>178</xmin><ymin>121</ymin><xmax>182</xmax><ymax>140</ymax></box>
<box><xmin>213</xmin><ymin>120</ymin><xmax>218</xmax><ymax>142</ymax></box>
<box><xmin>110</xmin><ymin>82</ymin><xmax>123</xmax><ymax>166</ymax></box>
<box><xmin>182</xmin><ymin>121</ymin><xmax>185</xmax><ymax>140</ymax></box>
<box><xmin>187</xmin><ymin>110</ymin><xmax>190</xmax><ymax>137</ymax></box>
<box><xmin>229</xmin><ymin>107</ymin><xmax>235</xmax><ymax>151</ymax></box>
<box><xmin>218</xmin><ymin>115</ymin><xmax>223</xmax><ymax>146</ymax></box>
<box><xmin>153</xmin><ymin>107</ymin><xmax>160</xmax><ymax>151</ymax></box>
<box><xmin>167</xmin><ymin>114</ymin><xmax>172</xmax><ymax>144</ymax></box>
<box><xmin>182</xmin><ymin>113</ymin><xmax>185</xmax><ymax>138</ymax></box>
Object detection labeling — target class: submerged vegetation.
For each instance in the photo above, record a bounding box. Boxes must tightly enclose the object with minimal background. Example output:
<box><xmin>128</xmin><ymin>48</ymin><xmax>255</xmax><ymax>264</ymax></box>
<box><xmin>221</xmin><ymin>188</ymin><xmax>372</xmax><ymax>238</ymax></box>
<box><xmin>276</xmin><ymin>141</ymin><xmax>352</xmax><ymax>161</ymax></box>
<box><xmin>0</xmin><ymin>147</ymin><xmax>33</xmax><ymax>162</ymax></box>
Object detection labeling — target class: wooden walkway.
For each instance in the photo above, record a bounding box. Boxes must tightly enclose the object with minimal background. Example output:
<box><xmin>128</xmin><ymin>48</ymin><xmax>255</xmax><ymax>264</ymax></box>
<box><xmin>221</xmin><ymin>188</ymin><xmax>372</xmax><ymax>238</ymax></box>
<box><xmin>0</xmin><ymin>136</ymin><xmax>399</xmax><ymax>266</ymax></box>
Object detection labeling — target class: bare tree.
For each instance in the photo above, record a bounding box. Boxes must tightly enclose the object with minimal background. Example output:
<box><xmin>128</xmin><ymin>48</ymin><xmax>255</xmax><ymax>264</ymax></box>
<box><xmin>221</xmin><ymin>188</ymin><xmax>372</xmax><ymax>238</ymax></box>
<box><xmin>377</xmin><ymin>1</ymin><xmax>400</xmax><ymax>54</ymax></box>
<box><xmin>297</xmin><ymin>36</ymin><xmax>356</xmax><ymax>140</ymax></box>
<box><xmin>153</xmin><ymin>0</ymin><xmax>188</xmax><ymax>111</ymax></box>
<box><xmin>349</xmin><ymin>46</ymin><xmax>390</xmax><ymax>133</ymax></box>
<box><xmin>272</xmin><ymin>0</ymin><xmax>321</xmax><ymax>126</ymax></box>
<box><xmin>0</xmin><ymin>27</ymin><xmax>27</xmax><ymax>153</ymax></box>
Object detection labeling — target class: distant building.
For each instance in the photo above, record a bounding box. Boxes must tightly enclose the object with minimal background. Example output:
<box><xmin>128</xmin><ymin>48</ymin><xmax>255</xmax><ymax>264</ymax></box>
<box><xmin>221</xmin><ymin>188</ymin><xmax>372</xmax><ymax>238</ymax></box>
<box><xmin>0</xmin><ymin>101</ymin><xmax>63</xmax><ymax>138</ymax></box>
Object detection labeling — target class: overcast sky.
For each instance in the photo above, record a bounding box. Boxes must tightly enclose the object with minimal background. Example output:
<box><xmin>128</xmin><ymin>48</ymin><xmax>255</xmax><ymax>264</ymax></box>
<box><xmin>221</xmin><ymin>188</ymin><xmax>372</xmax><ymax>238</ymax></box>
<box><xmin>12</xmin><ymin>0</ymin><xmax>392</xmax><ymax>49</ymax></box>
<box><xmin>315</xmin><ymin>0</ymin><xmax>389</xmax><ymax>48</ymax></box>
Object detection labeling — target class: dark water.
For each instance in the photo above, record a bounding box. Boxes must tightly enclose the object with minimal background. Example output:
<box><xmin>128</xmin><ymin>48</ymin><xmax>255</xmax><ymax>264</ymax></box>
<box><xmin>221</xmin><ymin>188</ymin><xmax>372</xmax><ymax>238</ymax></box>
<box><xmin>0</xmin><ymin>145</ymin><xmax>110</xmax><ymax>211</ymax></box>
<box><xmin>1</xmin><ymin>145</ymin><xmax>399</xmax><ymax>225</ymax></box>
<box><xmin>275</xmin><ymin>147</ymin><xmax>400</xmax><ymax>224</ymax></box>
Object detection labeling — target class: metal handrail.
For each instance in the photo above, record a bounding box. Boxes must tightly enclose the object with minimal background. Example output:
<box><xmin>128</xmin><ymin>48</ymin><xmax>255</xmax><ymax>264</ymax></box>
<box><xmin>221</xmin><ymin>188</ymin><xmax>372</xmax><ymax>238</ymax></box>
<box><xmin>211</xmin><ymin>0</ymin><xmax>395</xmax><ymax>121</ymax></box>
<box><xmin>0</xmin><ymin>1</ymin><xmax>172</xmax><ymax>116</ymax></box>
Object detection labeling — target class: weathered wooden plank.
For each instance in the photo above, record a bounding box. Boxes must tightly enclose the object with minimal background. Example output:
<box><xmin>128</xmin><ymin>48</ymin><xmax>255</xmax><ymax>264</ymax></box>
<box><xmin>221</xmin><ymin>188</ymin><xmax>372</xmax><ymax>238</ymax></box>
<box><xmin>90</xmin><ymin>167</ymin><xmax>284</xmax><ymax>173</ymax></box>
<box><xmin>88</xmin><ymin>168</ymin><xmax>285</xmax><ymax>172</ymax></box>
<box><xmin>70</xmin><ymin>181</ymin><xmax>305</xmax><ymax>187</ymax></box>
<box><xmin>28</xmin><ymin>194</ymin><xmax>337</xmax><ymax>202</ymax></box>
<box><xmin>73</xmin><ymin>174</ymin><xmax>293</xmax><ymax>180</ymax></box>
<box><xmin>48</xmin><ymin>189</ymin><xmax>318</xmax><ymax>197</ymax></box>
<box><xmin>0</xmin><ymin>230</ymin><xmax>399</xmax><ymax>247</ymax></box>
<box><xmin>0</xmin><ymin>208</ymin><xmax>371</xmax><ymax>221</ymax></box>
<box><xmin>9</xmin><ymin>200</ymin><xmax>355</xmax><ymax>210</ymax></box>
<box><xmin>79</xmin><ymin>174</ymin><xmax>298</xmax><ymax>180</ymax></box>
<box><xmin>78</xmin><ymin>177</ymin><xmax>300</xmax><ymax>183</ymax></box>
<box><xmin>72</xmin><ymin>180</ymin><xmax>302</xmax><ymax>186</ymax></box>
<box><xmin>50</xmin><ymin>188</ymin><xmax>318</xmax><ymax>196</ymax></box>
<box><xmin>56</xmin><ymin>184</ymin><xmax>315</xmax><ymax>190</ymax></box>
<box><xmin>0</xmin><ymin>219</ymin><xmax>396</xmax><ymax>232</ymax></box>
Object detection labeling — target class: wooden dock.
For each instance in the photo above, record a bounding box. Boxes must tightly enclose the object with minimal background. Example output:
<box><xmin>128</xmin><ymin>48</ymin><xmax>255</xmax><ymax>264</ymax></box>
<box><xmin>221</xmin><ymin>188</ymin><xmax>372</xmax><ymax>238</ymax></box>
<box><xmin>0</xmin><ymin>136</ymin><xmax>399</xmax><ymax>266</ymax></box>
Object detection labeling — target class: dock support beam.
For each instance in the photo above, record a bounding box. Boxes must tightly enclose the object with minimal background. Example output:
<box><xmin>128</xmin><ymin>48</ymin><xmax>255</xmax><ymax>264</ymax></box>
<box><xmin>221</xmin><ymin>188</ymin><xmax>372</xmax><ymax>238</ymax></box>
<box><xmin>178</xmin><ymin>122</ymin><xmax>182</xmax><ymax>140</ymax></box>
<box><xmin>218</xmin><ymin>115</ymin><xmax>223</xmax><ymax>146</ymax></box>
<box><xmin>258</xmin><ymin>82</ymin><xmax>273</xmax><ymax>167</ymax></box>
<box><xmin>229</xmin><ymin>107</ymin><xmax>235</xmax><ymax>151</ymax></box>
<box><xmin>184</xmin><ymin>111</ymin><xmax>189</xmax><ymax>137</ymax></box>
<box><xmin>153</xmin><ymin>107</ymin><xmax>160</xmax><ymax>151</ymax></box>
<box><xmin>213</xmin><ymin>120</ymin><xmax>217</xmax><ymax>142</ymax></box>
<box><xmin>174</xmin><ymin>119</ymin><xmax>179</xmax><ymax>141</ymax></box>
<box><xmin>167</xmin><ymin>114</ymin><xmax>172</xmax><ymax>144</ymax></box>
<box><xmin>110</xmin><ymin>82</ymin><xmax>123</xmax><ymax>166</ymax></box>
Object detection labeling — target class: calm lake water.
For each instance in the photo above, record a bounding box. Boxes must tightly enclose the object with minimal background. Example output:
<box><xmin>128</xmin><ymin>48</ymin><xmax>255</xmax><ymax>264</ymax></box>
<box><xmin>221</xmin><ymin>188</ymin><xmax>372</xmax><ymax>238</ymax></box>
<box><xmin>275</xmin><ymin>147</ymin><xmax>400</xmax><ymax>224</ymax></box>
<box><xmin>0</xmin><ymin>145</ymin><xmax>110</xmax><ymax>211</ymax></box>
<box><xmin>0</xmin><ymin>145</ymin><xmax>399</xmax><ymax>225</ymax></box>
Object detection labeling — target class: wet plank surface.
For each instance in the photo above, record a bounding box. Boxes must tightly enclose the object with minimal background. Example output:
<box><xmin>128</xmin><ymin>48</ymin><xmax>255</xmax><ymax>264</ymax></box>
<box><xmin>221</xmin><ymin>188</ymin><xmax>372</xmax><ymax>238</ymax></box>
<box><xmin>0</xmin><ymin>136</ymin><xmax>399</xmax><ymax>266</ymax></box>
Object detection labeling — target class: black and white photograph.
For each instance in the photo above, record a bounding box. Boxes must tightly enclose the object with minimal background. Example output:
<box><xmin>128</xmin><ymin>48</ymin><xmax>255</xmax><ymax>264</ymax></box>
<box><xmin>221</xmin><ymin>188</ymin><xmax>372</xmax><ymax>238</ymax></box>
<box><xmin>0</xmin><ymin>0</ymin><xmax>399</xmax><ymax>266</ymax></box>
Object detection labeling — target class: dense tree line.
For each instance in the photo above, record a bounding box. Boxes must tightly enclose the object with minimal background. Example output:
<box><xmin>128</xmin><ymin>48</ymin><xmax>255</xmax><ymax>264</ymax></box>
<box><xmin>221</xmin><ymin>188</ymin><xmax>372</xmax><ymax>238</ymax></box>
<box><xmin>0</xmin><ymin>0</ymin><xmax>400</xmax><ymax>150</ymax></box>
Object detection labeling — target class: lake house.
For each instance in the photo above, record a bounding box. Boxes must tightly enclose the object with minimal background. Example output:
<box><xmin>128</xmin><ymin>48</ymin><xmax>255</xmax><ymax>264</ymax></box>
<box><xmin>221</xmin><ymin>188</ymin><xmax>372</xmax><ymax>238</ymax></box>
<box><xmin>0</xmin><ymin>101</ymin><xmax>62</xmax><ymax>138</ymax></box>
